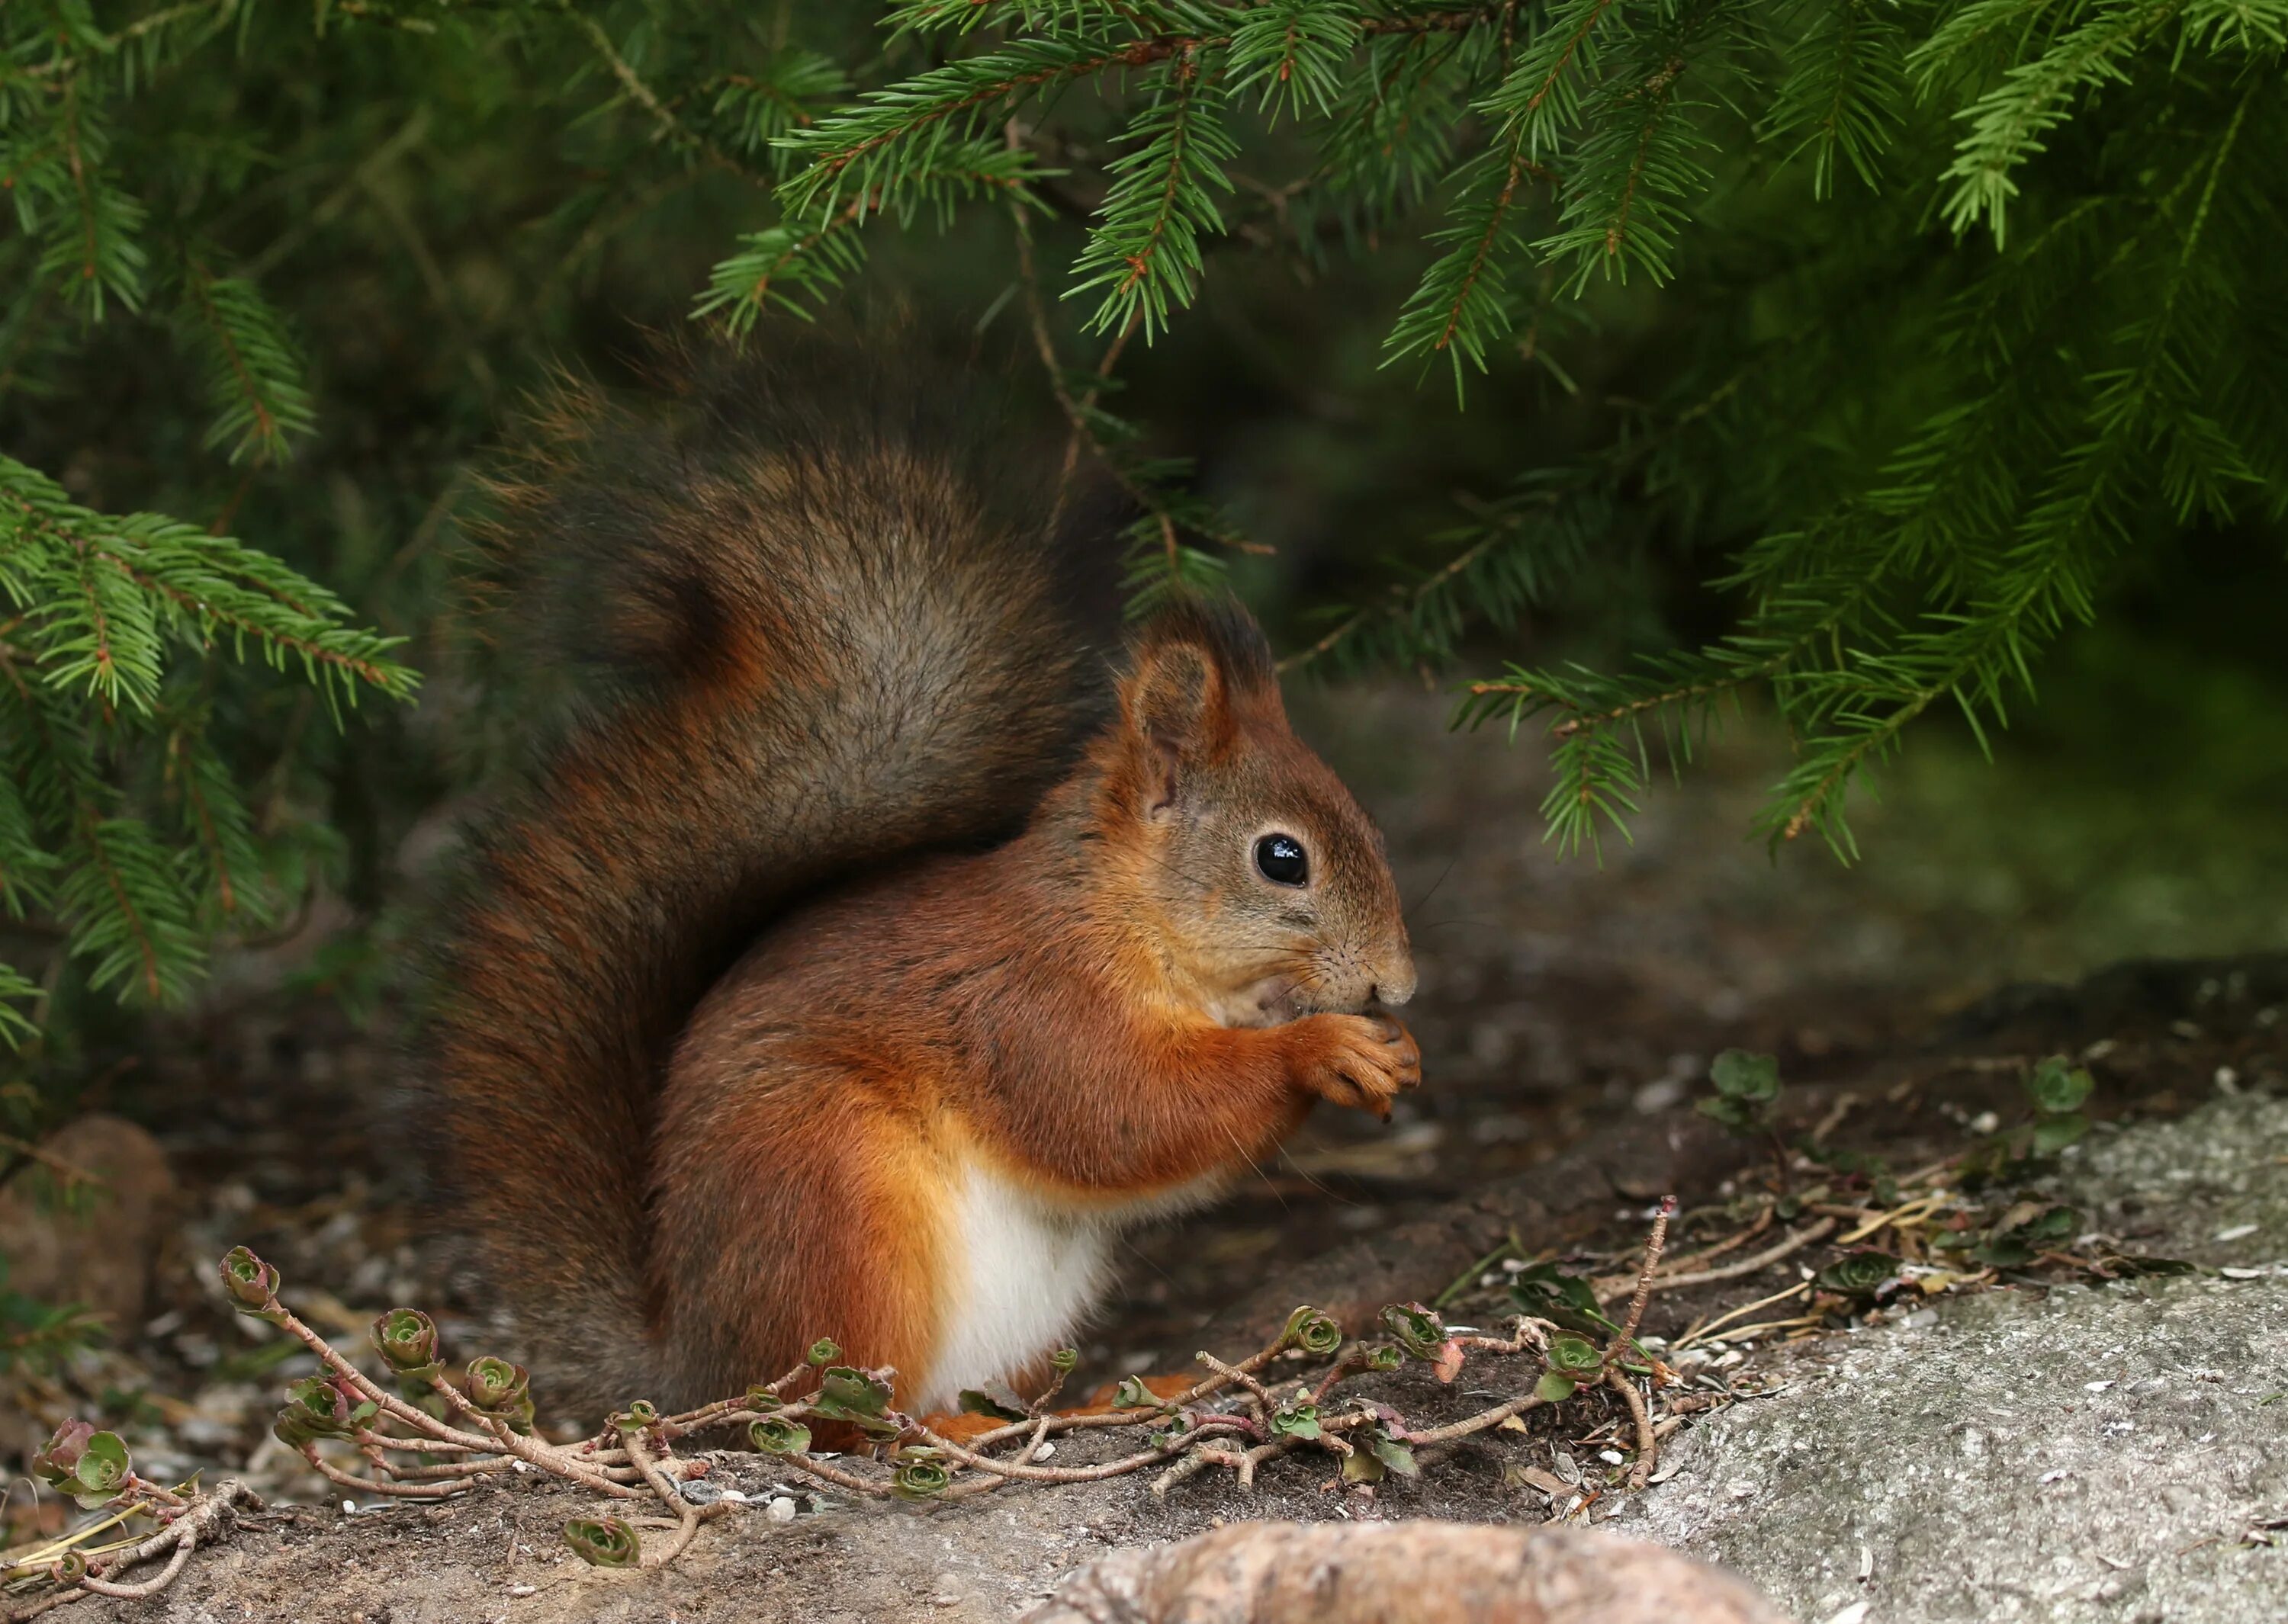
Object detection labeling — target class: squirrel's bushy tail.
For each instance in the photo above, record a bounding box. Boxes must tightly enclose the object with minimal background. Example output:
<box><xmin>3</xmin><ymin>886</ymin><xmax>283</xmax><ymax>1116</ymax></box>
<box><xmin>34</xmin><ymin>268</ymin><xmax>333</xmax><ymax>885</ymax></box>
<box><xmin>423</xmin><ymin>335</ymin><xmax>1107</xmax><ymax>1417</ymax></box>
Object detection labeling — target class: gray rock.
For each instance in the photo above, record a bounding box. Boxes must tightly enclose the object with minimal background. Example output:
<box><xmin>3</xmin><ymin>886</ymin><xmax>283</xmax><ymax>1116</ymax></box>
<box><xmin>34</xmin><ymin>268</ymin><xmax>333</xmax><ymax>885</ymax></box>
<box><xmin>1613</xmin><ymin>1092</ymin><xmax>2288</xmax><ymax>1624</ymax></box>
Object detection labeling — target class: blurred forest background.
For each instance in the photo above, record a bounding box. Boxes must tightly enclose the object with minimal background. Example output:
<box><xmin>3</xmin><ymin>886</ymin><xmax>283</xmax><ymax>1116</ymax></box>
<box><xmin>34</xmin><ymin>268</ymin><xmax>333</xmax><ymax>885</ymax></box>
<box><xmin>3</xmin><ymin>0</ymin><xmax>2286</xmax><ymax>1438</ymax></box>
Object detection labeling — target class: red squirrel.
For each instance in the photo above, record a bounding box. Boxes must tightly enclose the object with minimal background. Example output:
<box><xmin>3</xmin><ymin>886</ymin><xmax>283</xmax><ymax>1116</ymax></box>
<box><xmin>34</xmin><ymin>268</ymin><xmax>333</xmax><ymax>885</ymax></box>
<box><xmin>426</xmin><ymin>337</ymin><xmax>1420</xmax><ymax>1420</ymax></box>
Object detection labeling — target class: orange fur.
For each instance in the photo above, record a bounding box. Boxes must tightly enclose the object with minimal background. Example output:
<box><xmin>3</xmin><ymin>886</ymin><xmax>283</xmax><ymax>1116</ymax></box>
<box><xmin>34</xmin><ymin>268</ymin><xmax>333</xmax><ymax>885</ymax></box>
<box><xmin>649</xmin><ymin>613</ymin><xmax>1419</xmax><ymax>1407</ymax></box>
<box><xmin>426</xmin><ymin>342</ymin><xmax>1416</xmax><ymax>1420</ymax></box>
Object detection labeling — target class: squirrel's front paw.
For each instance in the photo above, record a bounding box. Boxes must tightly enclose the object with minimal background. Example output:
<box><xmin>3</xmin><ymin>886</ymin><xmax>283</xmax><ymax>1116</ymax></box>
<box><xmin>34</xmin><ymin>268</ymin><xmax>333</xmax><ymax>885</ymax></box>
<box><xmin>1292</xmin><ymin>1013</ymin><xmax>1422</xmax><ymax>1121</ymax></box>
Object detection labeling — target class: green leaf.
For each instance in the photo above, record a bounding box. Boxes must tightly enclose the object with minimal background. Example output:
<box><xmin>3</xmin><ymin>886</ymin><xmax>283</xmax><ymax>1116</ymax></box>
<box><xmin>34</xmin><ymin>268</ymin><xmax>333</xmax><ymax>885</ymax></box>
<box><xmin>956</xmin><ymin>1384</ymin><xmax>1030</xmax><ymax>1421</ymax></box>
<box><xmin>371</xmin><ymin>1308</ymin><xmax>440</xmax><ymax>1376</ymax></box>
<box><xmin>178</xmin><ymin>268</ymin><xmax>317</xmax><ymax>467</ymax></box>
<box><xmin>2020</xmin><ymin>1205</ymin><xmax>2079</xmax><ymax>1244</ymax></box>
<box><xmin>564</xmin><ymin>1516</ymin><xmax>641</xmax><ymax>1568</ymax></box>
<box><xmin>1534</xmin><ymin>1371</ymin><xmax>1579</xmax><ymax>1402</ymax></box>
<box><xmin>1506</xmin><ymin>1262</ymin><xmax>1606</xmax><ymax>1334</ymax></box>
<box><xmin>1814</xmin><ymin>1250</ymin><xmax>1901</xmax><ymax>1299</ymax></box>
<box><xmin>813</xmin><ymin>1366</ymin><xmax>897</xmax><ymax>1431</ymax></box>
<box><xmin>1710</xmin><ymin>1050</ymin><xmax>1782</xmax><ymax>1102</ymax></box>
<box><xmin>218</xmin><ymin>1246</ymin><xmax>280</xmax><ymax>1313</ymax></box>
<box><xmin>464</xmin><ymin>1356</ymin><xmax>529</xmax><ymax>1414</ymax></box>
<box><xmin>2031</xmin><ymin>1112</ymin><xmax>2090</xmax><ymax>1154</ymax></box>
<box><xmin>1357</xmin><ymin>1422</ymin><xmax>1419</xmax><ymax>1477</ymax></box>
<box><xmin>750</xmin><ymin>1416</ymin><xmax>813</xmax><ymax>1455</ymax></box>
<box><xmin>1270</xmin><ymin>1399</ymin><xmax>1322</xmax><ymax>1439</ymax></box>
<box><xmin>1149</xmin><ymin>1411</ymin><xmax>1194</xmax><ymax>1449</ymax></box>
<box><xmin>1545</xmin><ymin>1334</ymin><xmax>1603</xmax><ymax>1377</ymax></box>
<box><xmin>1227</xmin><ymin>0</ymin><xmax>1363</xmax><ymax>123</ymax></box>
<box><xmin>71</xmin><ymin>1430</ymin><xmax>130</xmax><ymax>1504</ymax></box>
<box><xmin>1281</xmin><ymin>1305</ymin><xmax>1344</xmax><ymax>1356</ymax></box>
<box><xmin>1065</xmin><ymin>47</ymin><xmax>1238</xmax><ymax>339</ymax></box>
<box><xmin>2026</xmin><ymin>1056</ymin><xmax>2095</xmax><ymax>1115</ymax></box>
<box><xmin>1377</xmin><ymin>1301</ymin><xmax>1447</xmax><ymax>1359</ymax></box>
<box><xmin>892</xmin><ymin>1453</ymin><xmax>953</xmax><ymax>1500</ymax></box>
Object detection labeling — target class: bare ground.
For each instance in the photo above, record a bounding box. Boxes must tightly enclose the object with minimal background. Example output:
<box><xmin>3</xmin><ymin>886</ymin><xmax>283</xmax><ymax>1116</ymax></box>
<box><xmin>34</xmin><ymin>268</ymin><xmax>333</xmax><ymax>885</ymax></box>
<box><xmin>6</xmin><ymin>692</ymin><xmax>2287</xmax><ymax>1619</ymax></box>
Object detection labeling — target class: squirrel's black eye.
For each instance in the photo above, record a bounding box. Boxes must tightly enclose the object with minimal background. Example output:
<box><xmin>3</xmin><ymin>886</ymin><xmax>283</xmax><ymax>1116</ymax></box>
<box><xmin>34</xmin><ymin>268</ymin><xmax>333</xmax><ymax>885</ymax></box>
<box><xmin>1254</xmin><ymin>833</ymin><xmax>1309</xmax><ymax>887</ymax></box>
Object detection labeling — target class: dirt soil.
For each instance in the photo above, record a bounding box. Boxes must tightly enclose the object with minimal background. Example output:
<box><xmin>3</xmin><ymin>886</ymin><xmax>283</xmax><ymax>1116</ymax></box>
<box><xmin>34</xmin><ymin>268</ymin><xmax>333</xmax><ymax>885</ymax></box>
<box><xmin>5</xmin><ymin>689</ymin><xmax>2286</xmax><ymax>1619</ymax></box>
<box><xmin>30</xmin><ymin>946</ymin><xmax>2286</xmax><ymax>1624</ymax></box>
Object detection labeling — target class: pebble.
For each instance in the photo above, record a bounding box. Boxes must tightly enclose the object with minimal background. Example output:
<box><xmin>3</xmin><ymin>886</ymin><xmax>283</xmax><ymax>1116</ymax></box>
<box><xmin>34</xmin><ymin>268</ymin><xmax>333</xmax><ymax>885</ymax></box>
<box><xmin>766</xmin><ymin>1496</ymin><xmax>798</xmax><ymax>1523</ymax></box>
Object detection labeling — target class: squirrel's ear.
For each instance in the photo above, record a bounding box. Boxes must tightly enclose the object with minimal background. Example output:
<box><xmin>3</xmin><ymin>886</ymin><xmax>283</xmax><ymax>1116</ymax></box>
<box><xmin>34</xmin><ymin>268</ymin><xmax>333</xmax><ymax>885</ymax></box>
<box><xmin>1123</xmin><ymin>638</ymin><xmax>1236</xmax><ymax>817</ymax></box>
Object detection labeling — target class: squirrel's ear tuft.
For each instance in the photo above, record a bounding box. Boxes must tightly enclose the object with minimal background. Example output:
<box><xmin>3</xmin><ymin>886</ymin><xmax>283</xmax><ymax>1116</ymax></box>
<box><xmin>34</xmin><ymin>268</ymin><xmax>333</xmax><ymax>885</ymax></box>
<box><xmin>1120</xmin><ymin>596</ymin><xmax>1277</xmax><ymax>814</ymax></box>
<box><xmin>1131</xmin><ymin>637</ymin><xmax>1228</xmax><ymax>744</ymax></box>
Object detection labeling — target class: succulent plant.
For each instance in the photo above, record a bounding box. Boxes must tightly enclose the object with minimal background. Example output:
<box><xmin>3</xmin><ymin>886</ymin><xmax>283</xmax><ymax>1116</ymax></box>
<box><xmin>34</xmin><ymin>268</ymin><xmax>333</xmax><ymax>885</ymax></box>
<box><xmin>1377</xmin><ymin>1301</ymin><xmax>1446</xmax><ymax>1360</ymax></box>
<box><xmin>564</xmin><ymin>1516</ymin><xmax>641</xmax><ymax>1568</ymax></box>
<box><xmin>750</xmin><ymin>1416</ymin><xmax>813</xmax><ymax>1455</ymax></box>
<box><xmin>1281</xmin><ymin>1305</ymin><xmax>1344</xmax><ymax>1356</ymax></box>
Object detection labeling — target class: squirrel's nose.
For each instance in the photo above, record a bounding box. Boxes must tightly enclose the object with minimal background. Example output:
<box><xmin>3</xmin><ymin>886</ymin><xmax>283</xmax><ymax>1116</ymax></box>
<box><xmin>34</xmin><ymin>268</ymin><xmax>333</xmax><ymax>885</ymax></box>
<box><xmin>1372</xmin><ymin>958</ymin><xmax>1418</xmax><ymax>1008</ymax></box>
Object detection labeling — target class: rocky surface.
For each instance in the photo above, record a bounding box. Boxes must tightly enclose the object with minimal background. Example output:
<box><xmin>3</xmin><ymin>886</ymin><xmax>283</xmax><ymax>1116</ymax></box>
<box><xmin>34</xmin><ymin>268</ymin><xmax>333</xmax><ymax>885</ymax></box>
<box><xmin>1024</xmin><ymin>1522</ymin><xmax>1785</xmax><ymax>1623</ymax></box>
<box><xmin>40</xmin><ymin>1088</ymin><xmax>2276</xmax><ymax>1624</ymax></box>
<box><xmin>1612</xmin><ymin>1092</ymin><xmax>2288</xmax><ymax>1624</ymax></box>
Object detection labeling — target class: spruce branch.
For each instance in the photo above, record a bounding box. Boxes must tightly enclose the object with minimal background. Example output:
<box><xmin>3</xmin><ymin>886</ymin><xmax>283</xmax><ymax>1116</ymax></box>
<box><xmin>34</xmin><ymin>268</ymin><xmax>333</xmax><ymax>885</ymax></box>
<box><xmin>0</xmin><ymin>455</ymin><xmax>412</xmax><ymax>1022</ymax></box>
<box><xmin>776</xmin><ymin>34</ymin><xmax>1170</xmax><ymax>223</ymax></box>
<box><xmin>1761</xmin><ymin>0</ymin><xmax>1908</xmax><ymax>197</ymax></box>
<box><xmin>1930</xmin><ymin>0</ymin><xmax>2184</xmax><ymax>245</ymax></box>
<box><xmin>1066</xmin><ymin>43</ymin><xmax>1239</xmax><ymax>337</ymax></box>
<box><xmin>179</xmin><ymin>263</ymin><xmax>317</xmax><ymax>467</ymax></box>
<box><xmin>1382</xmin><ymin>124</ymin><xmax>1550</xmax><ymax>392</ymax></box>
<box><xmin>1228</xmin><ymin>0</ymin><xmax>1365</xmax><ymax>123</ymax></box>
<box><xmin>1481</xmin><ymin>0</ymin><xmax>1622</xmax><ymax>156</ymax></box>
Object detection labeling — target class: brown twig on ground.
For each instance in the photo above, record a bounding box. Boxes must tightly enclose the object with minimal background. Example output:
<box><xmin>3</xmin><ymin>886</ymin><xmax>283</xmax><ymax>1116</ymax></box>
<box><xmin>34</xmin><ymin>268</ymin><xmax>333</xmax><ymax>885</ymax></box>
<box><xmin>12</xmin><ymin>1480</ymin><xmax>263</xmax><ymax>1618</ymax></box>
<box><xmin>1608</xmin><ymin>1371</ymin><xmax>1660</xmax><ymax>1490</ymax></box>
<box><xmin>1608</xmin><ymin>1196</ymin><xmax>1675</xmax><ymax>1356</ymax></box>
<box><xmin>1679</xmin><ymin>1282</ymin><xmax>1816</xmax><ymax>1350</ymax></box>
<box><xmin>1598</xmin><ymin>1218</ymin><xmax>1838</xmax><ymax>1306</ymax></box>
<box><xmin>619</xmin><ymin>1423</ymin><xmax>709</xmax><ymax>1568</ymax></box>
<box><xmin>18</xmin><ymin>1225</ymin><xmax>1703</xmax><ymax>1613</ymax></box>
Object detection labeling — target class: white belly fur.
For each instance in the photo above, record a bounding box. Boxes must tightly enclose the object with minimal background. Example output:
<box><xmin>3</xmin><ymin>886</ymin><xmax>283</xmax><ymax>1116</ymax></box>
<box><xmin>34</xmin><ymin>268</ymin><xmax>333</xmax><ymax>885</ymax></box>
<box><xmin>919</xmin><ymin>1162</ymin><xmax>1228</xmax><ymax>1414</ymax></box>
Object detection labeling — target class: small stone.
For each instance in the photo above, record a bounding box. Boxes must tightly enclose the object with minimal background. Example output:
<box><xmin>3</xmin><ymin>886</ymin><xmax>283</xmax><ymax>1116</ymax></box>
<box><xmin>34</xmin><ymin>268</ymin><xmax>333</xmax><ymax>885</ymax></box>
<box><xmin>766</xmin><ymin>1496</ymin><xmax>798</xmax><ymax>1523</ymax></box>
<box><xmin>0</xmin><ymin>1114</ymin><xmax>176</xmax><ymax>1343</ymax></box>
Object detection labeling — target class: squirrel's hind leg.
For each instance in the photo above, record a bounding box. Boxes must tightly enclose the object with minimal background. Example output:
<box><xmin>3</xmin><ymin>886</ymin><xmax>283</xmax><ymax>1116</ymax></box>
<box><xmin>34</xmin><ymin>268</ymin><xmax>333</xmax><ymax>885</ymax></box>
<box><xmin>651</xmin><ymin>1070</ymin><xmax>951</xmax><ymax>1410</ymax></box>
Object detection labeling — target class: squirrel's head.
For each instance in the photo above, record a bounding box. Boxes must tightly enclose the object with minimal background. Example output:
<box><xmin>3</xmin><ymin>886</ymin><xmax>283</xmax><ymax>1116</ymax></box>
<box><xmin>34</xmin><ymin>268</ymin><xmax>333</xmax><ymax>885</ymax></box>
<box><xmin>1093</xmin><ymin>598</ymin><xmax>1416</xmax><ymax>1029</ymax></box>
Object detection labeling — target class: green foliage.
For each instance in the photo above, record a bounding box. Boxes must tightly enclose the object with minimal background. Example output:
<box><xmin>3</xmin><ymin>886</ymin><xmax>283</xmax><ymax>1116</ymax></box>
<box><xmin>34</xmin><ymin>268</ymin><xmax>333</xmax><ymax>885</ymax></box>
<box><xmin>5</xmin><ymin>0</ymin><xmax>2284</xmax><ymax>1135</ymax></box>
<box><xmin>1813</xmin><ymin>1248</ymin><xmax>1901</xmax><ymax>1299</ymax></box>
<box><xmin>0</xmin><ymin>457</ymin><xmax>412</xmax><ymax>1022</ymax></box>
<box><xmin>746</xmin><ymin>0</ymin><xmax>2288</xmax><ymax>862</ymax></box>
<box><xmin>563</xmin><ymin>1515</ymin><xmax>641</xmax><ymax>1568</ymax></box>
<box><xmin>1534</xmin><ymin>1329</ymin><xmax>1605</xmax><ymax>1399</ymax></box>
<box><xmin>1934</xmin><ymin>1199</ymin><xmax>2081</xmax><ymax>1266</ymax></box>
<box><xmin>1960</xmin><ymin>1052</ymin><xmax>2099</xmax><ymax>1181</ymax></box>
<box><xmin>1</xmin><ymin>1256</ymin><xmax>103</xmax><ymax>1378</ymax></box>
<box><xmin>1697</xmin><ymin>1048</ymin><xmax>1782</xmax><ymax>1132</ymax></box>
<box><xmin>31</xmin><ymin>1419</ymin><xmax>135</xmax><ymax>1507</ymax></box>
